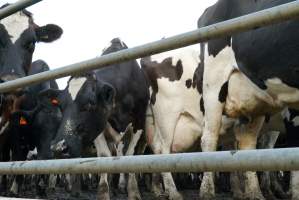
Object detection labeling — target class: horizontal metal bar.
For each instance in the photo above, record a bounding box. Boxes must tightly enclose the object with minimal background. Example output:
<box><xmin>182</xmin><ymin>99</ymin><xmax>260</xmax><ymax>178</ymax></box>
<box><xmin>0</xmin><ymin>197</ymin><xmax>41</xmax><ymax>200</ymax></box>
<box><xmin>1</xmin><ymin>1</ymin><xmax>299</xmax><ymax>92</ymax></box>
<box><xmin>0</xmin><ymin>148</ymin><xmax>298</xmax><ymax>175</ymax></box>
<box><xmin>0</xmin><ymin>0</ymin><xmax>42</xmax><ymax>20</ymax></box>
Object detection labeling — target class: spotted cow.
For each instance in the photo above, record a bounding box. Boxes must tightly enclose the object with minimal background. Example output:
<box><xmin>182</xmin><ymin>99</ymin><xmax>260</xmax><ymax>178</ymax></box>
<box><xmin>141</xmin><ymin>48</ymin><xmax>236</xmax><ymax>200</ymax></box>
<box><xmin>197</xmin><ymin>1</ymin><xmax>299</xmax><ymax>200</ymax></box>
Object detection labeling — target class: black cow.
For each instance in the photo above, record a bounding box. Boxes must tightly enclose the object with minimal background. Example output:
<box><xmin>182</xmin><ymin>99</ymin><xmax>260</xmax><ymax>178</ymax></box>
<box><xmin>197</xmin><ymin>1</ymin><xmax>299</xmax><ymax>200</ymax></box>
<box><xmin>0</xmin><ymin>3</ymin><xmax>62</xmax><ymax>133</ymax></box>
<box><xmin>47</xmin><ymin>38</ymin><xmax>149</xmax><ymax>199</ymax></box>
<box><xmin>4</xmin><ymin>60</ymin><xmax>61</xmax><ymax>197</ymax></box>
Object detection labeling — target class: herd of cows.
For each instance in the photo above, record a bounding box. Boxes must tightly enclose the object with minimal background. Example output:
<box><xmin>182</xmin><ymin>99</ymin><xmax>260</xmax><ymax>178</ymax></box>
<box><xmin>1</xmin><ymin>0</ymin><xmax>299</xmax><ymax>199</ymax></box>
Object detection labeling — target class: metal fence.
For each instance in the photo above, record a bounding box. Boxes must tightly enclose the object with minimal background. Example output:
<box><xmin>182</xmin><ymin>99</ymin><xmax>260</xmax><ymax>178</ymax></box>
<box><xmin>0</xmin><ymin>0</ymin><xmax>299</xmax><ymax>174</ymax></box>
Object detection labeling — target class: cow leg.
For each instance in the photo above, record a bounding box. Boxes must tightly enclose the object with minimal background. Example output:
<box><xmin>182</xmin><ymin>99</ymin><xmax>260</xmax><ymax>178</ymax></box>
<box><xmin>9</xmin><ymin>177</ymin><xmax>19</xmax><ymax>197</ymax></box>
<box><xmin>48</xmin><ymin>174</ymin><xmax>57</xmax><ymax>192</ymax></box>
<box><xmin>70</xmin><ymin>174</ymin><xmax>81</xmax><ymax>197</ymax></box>
<box><xmin>116</xmin><ymin>141</ymin><xmax>126</xmax><ymax>194</ymax></box>
<box><xmin>125</xmin><ymin>129</ymin><xmax>142</xmax><ymax>200</ymax></box>
<box><xmin>230</xmin><ymin>172</ymin><xmax>245</xmax><ymax>200</ymax></box>
<box><xmin>36</xmin><ymin>175</ymin><xmax>48</xmax><ymax>198</ymax></box>
<box><xmin>94</xmin><ymin>133</ymin><xmax>111</xmax><ymax>200</ymax></box>
<box><xmin>199</xmin><ymin>101</ymin><xmax>224</xmax><ymax>200</ymax></box>
<box><xmin>146</xmin><ymin>107</ymin><xmax>182</xmax><ymax>200</ymax></box>
<box><xmin>291</xmin><ymin>171</ymin><xmax>299</xmax><ymax>200</ymax></box>
<box><xmin>258</xmin><ymin>131</ymin><xmax>280</xmax><ymax>200</ymax></box>
<box><xmin>270</xmin><ymin>172</ymin><xmax>288</xmax><ymax>199</ymax></box>
<box><xmin>151</xmin><ymin>173</ymin><xmax>164</xmax><ymax>197</ymax></box>
<box><xmin>234</xmin><ymin>116</ymin><xmax>265</xmax><ymax>200</ymax></box>
<box><xmin>65</xmin><ymin>174</ymin><xmax>72</xmax><ymax>192</ymax></box>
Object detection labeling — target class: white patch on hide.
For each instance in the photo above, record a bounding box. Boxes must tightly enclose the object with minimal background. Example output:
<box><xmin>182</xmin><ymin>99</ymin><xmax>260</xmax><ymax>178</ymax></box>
<box><xmin>65</xmin><ymin>119</ymin><xmax>74</xmax><ymax>135</ymax></box>
<box><xmin>1</xmin><ymin>12</ymin><xmax>30</xmax><ymax>43</ymax></box>
<box><xmin>68</xmin><ymin>77</ymin><xmax>86</xmax><ymax>100</ymax></box>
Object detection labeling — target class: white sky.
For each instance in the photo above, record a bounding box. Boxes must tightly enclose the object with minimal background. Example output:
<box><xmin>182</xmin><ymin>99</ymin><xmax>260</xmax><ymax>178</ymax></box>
<box><xmin>2</xmin><ymin>0</ymin><xmax>216</xmax><ymax>89</ymax></box>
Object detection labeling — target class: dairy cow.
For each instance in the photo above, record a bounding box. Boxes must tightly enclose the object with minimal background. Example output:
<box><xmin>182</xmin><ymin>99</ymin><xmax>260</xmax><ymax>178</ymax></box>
<box><xmin>141</xmin><ymin>48</ymin><xmax>236</xmax><ymax>200</ymax></box>
<box><xmin>4</xmin><ymin>60</ymin><xmax>61</xmax><ymax>197</ymax></box>
<box><xmin>197</xmin><ymin>1</ymin><xmax>299</xmax><ymax>199</ymax></box>
<box><xmin>49</xmin><ymin>38</ymin><xmax>149</xmax><ymax>199</ymax></box>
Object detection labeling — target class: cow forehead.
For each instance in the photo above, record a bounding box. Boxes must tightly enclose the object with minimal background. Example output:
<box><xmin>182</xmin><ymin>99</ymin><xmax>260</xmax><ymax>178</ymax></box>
<box><xmin>0</xmin><ymin>11</ymin><xmax>30</xmax><ymax>43</ymax></box>
<box><xmin>68</xmin><ymin>77</ymin><xmax>87</xmax><ymax>100</ymax></box>
<box><xmin>102</xmin><ymin>38</ymin><xmax>126</xmax><ymax>53</ymax></box>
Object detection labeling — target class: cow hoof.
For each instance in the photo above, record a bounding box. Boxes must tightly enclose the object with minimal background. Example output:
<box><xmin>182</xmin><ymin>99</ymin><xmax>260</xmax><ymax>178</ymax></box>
<box><xmin>199</xmin><ymin>191</ymin><xmax>215</xmax><ymax>200</ymax></box>
<box><xmin>47</xmin><ymin>187</ymin><xmax>55</xmax><ymax>193</ymax></box>
<box><xmin>128</xmin><ymin>192</ymin><xmax>142</xmax><ymax>200</ymax></box>
<box><xmin>70</xmin><ymin>191</ymin><xmax>81</xmax><ymax>198</ymax></box>
<box><xmin>118</xmin><ymin>183</ymin><xmax>126</xmax><ymax>194</ymax></box>
<box><xmin>168</xmin><ymin>191</ymin><xmax>183</xmax><ymax>200</ymax></box>
<box><xmin>152</xmin><ymin>185</ymin><xmax>163</xmax><ymax>198</ymax></box>
<box><xmin>243</xmin><ymin>193</ymin><xmax>265</xmax><ymax>200</ymax></box>
<box><xmin>97</xmin><ymin>192</ymin><xmax>110</xmax><ymax>200</ymax></box>
<box><xmin>263</xmin><ymin>192</ymin><xmax>278</xmax><ymax>200</ymax></box>
<box><xmin>7</xmin><ymin>191</ymin><xmax>19</xmax><ymax>198</ymax></box>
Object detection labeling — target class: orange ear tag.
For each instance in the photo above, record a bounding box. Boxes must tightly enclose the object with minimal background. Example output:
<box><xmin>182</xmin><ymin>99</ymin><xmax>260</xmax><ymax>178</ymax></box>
<box><xmin>51</xmin><ymin>98</ymin><xmax>59</xmax><ymax>106</ymax></box>
<box><xmin>19</xmin><ymin>116</ymin><xmax>28</xmax><ymax>126</ymax></box>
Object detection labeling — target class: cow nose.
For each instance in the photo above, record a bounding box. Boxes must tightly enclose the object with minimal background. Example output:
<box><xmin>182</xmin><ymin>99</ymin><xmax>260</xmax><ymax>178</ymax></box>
<box><xmin>51</xmin><ymin>139</ymin><xmax>68</xmax><ymax>155</ymax></box>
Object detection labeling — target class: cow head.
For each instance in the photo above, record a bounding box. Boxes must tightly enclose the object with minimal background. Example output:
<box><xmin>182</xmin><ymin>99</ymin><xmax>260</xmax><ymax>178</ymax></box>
<box><xmin>9</xmin><ymin>88</ymin><xmax>62</xmax><ymax>160</ymax></box>
<box><xmin>0</xmin><ymin>4</ymin><xmax>62</xmax><ymax>81</ymax></box>
<box><xmin>49</xmin><ymin>73</ymin><xmax>115</xmax><ymax>158</ymax></box>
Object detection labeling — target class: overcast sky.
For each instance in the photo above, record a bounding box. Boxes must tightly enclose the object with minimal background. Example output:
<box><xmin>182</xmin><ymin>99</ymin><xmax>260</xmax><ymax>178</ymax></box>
<box><xmin>2</xmin><ymin>0</ymin><xmax>216</xmax><ymax>88</ymax></box>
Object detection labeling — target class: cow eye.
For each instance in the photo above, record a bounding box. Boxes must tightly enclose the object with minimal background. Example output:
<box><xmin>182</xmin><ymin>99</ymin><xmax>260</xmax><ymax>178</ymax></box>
<box><xmin>24</xmin><ymin>41</ymin><xmax>35</xmax><ymax>52</ymax></box>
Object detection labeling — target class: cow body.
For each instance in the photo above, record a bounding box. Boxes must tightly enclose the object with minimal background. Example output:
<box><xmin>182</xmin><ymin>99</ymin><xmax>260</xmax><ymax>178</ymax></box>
<box><xmin>141</xmin><ymin>48</ymin><xmax>202</xmax><ymax>200</ymax></box>
<box><xmin>197</xmin><ymin>1</ymin><xmax>299</xmax><ymax>199</ymax></box>
<box><xmin>6</xmin><ymin>60</ymin><xmax>61</xmax><ymax>197</ymax></box>
<box><xmin>141</xmin><ymin>48</ymin><xmax>237</xmax><ymax>199</ymax></box>
<box><xmin>49</xmin><ymin>38</ymin><xmax>149</xmax><ymax>199</ymax></box>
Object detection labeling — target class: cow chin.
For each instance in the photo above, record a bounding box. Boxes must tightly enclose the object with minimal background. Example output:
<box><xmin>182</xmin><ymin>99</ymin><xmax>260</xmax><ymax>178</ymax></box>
<box><xmin>51</xmin><ymin>134</ymin><xmax>82</xmax><ymax>159</ymax></box>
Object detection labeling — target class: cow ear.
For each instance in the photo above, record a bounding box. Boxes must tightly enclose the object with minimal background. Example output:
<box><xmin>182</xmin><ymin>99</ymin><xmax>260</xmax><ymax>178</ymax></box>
<box><xmin>35</xmin><ymin>24</ymin><xmax>63</xmax><ymax>43</ymax></box>
<box><xmin>38</xmin><ymin>88</ymin><xmax>63</xmax><ymax>107</ymax></box>
<box><xmin>98</xmin><ymin>83</ymin><xmax>115</xmax><ymax>106</ymax></box>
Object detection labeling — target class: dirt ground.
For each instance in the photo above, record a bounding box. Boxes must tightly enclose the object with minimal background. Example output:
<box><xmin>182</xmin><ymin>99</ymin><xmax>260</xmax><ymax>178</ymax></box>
<box><xmin>20</xmin><ymin>189</ymin><xmax>232</xmax><ymax>200</ymax></box>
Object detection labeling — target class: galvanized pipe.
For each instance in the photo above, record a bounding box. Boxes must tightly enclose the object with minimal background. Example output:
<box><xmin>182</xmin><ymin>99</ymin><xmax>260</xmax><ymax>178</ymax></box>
<box><xmin>0</xmin><ymin>148</ymin><xmax>298</xmax><ymax>175</ymax></box>
<box><xmin>0</xmin><ymin>0</ymin><xmax>42</xmax><ymax>20</ymax></box>
<box><xmin>0</xmin><ymin>1</ymin><xmax>299</xmax><ymax>92</ymax></box>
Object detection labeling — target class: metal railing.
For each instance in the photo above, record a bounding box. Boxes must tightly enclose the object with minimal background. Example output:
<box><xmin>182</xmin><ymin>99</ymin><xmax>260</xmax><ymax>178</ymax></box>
<box><xmin>0</xmin><ymin>1</ymin><xmax>299</xmax><ymax>92</ymax></box>
<box><xmin>0</xmin><ymin>0</ymin><xmax>299</xmax><ymax>174</ymax></box>
<box><xmin>0</xmin><ymin>0</ymin><xmax>42</xmax><ymax>20</ymax></box>
<box><xmin>0</xmin><ymin>148</ymin><xmax>298</xmax><ymax>174</ymax></box>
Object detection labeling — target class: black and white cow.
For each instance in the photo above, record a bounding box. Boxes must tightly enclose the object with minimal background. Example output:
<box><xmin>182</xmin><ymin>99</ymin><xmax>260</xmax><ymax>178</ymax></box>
<box><xmin>141</xmin><ymin>48</ymin><xmax>237</xmax><ymax>200</ymax></box>
<box><xmin>48</xmin><ymin>38</ymin><xmax>149</xmax><ymax>199</ymax></box>
<box><xmin>141</xmin><ymin>48</ymin><xmax>203</xmax><ymax>200</ymax></box>
<box><xmin>0</xmin><ymin>3</ymin><xmax>62</xmax><ymax>132</ymax></box>
<box><xmin>197</xmin><ymin>1</ymin><xmax>299</xmax><ymax>200</ymax></box>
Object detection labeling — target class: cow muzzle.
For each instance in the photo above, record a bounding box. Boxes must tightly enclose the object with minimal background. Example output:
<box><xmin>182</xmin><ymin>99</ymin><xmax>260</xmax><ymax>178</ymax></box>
<box><xmin>50</xmin><ymin>139</ymin><xmax>70</xmax><ymax>158</ymax></box>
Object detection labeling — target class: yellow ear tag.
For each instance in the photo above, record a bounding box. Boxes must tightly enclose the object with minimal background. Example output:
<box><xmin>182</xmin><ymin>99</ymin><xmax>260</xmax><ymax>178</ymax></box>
<box><xmin>51</xmin><ymin>98</ymin><xmax>59</xmax><ymax>106</ymax></box>
<box><xmin>19</xmin><ymin>116</ymin><xmax>28</xmax><ymax>126</ymax></box>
